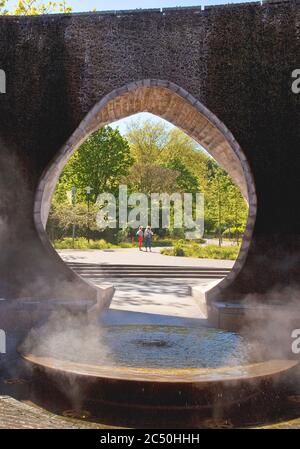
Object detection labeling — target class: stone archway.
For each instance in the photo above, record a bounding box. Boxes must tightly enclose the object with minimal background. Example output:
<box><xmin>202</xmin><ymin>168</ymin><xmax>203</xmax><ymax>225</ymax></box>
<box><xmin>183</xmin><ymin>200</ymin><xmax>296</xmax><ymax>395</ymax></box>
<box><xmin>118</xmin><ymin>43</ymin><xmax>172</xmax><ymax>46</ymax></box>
<box><xmin>34</xmin><ymin>79</ymin><xmax>257</xmax><ymax>318</ymax></box>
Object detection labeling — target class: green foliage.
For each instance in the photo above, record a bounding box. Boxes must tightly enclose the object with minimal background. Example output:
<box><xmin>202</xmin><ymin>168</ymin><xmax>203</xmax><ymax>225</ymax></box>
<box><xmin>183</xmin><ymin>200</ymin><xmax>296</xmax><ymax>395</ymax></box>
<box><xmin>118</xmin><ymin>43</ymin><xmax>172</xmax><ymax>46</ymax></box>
<box><xmin>53</xmin><ymin>238</ymin><xmax>113</xmax><ymax>250</ymax></box>
<box><xmin>53</xmin><ymin>126</ymin><xmax>134</xmax><ymax>204</ymax></box>
<box><xmin>48</xmin><ymin>202</ymin><xmax>99</xmax><ymax>235</ymax></box>
<box><xmin>126</xmin><ymin>119</ymin><xmax>168</xmax><ymax>164</ymax></box>
<box><xmin>122</xmin><ymin>163</ymin><xmax>179</xmax><ymax>195</ymax></box>
<box><xmin>222</xmin><ymin>226</ymin><xmax>245</xmax><ymax>238</ymax></box>
<box><xmin>161</xmin><ymin>243</ymin><xmax>240</xmax><ymax>260</ymax></box>
<box><xmin>124</xmin><ymin>121</ymin><xmax>247</xmax><ymax>240</ymax></box>
<box><xmin>1</xmin><ymin>0</ymin><xmax>72</xmax><ymax>15</ymax></box>
<box><xmin>0</xmin><ymin>0</ymin><xmax>8</xmax><ymax>13</ymax></box>
<box><xmin>124</xmin><ymin>120</ymin><xmax>205</xmax><ymax>195</ymax></box>
<box><xmin>204</xmin><ymin>159</ymin><xmax>248</xmax><ymax>242</ymax></box>
<box><xmin>163</xmin><ymin>158</ymin><xmax>199</xmax><ymax>194</ymax></box>
<box><xmin>172</xmin><ymin>243</ymin><xmax>185</xmax><ymax>257</ymax></box>
<box><xmin>159</xmin><ymin>127</ymin><xmax>208</xmax><ymax>190</ymax></box>
<box><xmin>49</xmin><ymin>119</ymin><xmax>248</xmax><ymax>248</ymax></box>
<box><xmin>53</xmin><ymin>237</ymin><xmax>176</xmax><ymax>250</ymax></box>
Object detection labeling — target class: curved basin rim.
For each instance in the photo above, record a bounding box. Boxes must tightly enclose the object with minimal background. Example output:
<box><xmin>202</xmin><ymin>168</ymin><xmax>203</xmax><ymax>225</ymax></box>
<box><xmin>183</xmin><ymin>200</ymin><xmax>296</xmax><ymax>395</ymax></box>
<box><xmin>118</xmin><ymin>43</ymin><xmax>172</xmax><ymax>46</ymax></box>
<box><xmin>21</xmin><ymin>353</ymin><xmax>298</xmax><ymax>384</ymax></box>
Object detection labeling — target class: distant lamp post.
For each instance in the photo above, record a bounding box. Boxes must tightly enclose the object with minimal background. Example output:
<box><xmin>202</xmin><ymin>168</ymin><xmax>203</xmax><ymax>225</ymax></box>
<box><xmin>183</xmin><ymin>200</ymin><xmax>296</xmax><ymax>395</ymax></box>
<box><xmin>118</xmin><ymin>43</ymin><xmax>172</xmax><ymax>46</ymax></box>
<box><xmin>71</xmin><ymin>186</ymin><xmax>77</xmax><ymax>245</ymax></box>
<box><xmin>85</xmin><ymin>186</ymin><xmax>92</xmax><ymax>244</ymax></box>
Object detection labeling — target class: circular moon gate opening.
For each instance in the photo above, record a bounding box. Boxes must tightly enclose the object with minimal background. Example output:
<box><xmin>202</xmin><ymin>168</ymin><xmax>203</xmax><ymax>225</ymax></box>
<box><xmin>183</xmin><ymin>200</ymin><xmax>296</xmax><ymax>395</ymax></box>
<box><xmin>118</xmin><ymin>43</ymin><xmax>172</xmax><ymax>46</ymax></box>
<box><xmin>35</xmin><ymin>80</ymin><xmax>257</xmax><ymax>304</ymax></box>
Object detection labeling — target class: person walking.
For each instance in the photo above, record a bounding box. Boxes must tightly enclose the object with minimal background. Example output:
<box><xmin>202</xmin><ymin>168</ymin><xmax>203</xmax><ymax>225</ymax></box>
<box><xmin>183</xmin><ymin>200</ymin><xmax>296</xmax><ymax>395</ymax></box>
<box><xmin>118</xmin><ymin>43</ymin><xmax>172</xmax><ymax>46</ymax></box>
<box><xmin>136</xmin><ymin>226</ymin><xmax>144</xmax><ymax>251</ymax></box>
<box><xmin>144</xmin><ymin>225</ymin><xmax>154</xmax><ymax>252</ymax></box>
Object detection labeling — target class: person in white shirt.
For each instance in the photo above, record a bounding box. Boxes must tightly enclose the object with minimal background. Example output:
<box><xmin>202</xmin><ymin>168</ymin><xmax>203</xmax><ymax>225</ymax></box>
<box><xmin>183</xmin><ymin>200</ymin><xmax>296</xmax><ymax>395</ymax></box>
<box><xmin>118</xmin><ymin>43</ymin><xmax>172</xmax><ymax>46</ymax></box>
<box><xmin>144</xmin><ymin>226</ymin><xmax>154</xmax><ymax>252</ymax></box>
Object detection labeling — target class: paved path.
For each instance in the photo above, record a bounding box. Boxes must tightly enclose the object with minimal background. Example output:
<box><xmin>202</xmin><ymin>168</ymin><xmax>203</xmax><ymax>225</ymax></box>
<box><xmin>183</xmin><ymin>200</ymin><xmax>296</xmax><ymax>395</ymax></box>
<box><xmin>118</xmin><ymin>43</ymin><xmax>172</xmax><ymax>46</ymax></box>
<box><xmin>99</xmin><ymin>278</ymin><xmax>212</xmax><ymax>323</ymax></box>
<box><xmin>58</xmin><ymin>248</ymin><xmax>234</xmax><ymax>268</ymax></box>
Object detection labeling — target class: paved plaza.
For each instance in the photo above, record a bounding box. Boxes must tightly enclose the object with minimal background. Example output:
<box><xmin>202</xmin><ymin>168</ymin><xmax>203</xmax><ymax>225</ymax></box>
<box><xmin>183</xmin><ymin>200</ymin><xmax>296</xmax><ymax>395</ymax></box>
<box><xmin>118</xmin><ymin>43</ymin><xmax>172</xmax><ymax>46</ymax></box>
<box><xmin>58</xmin><ymin>247</ymin><xmax>234</xmax><ymax>268</ymax></box>
<box><xmin>59</xmin><ymin>248</ymin><xmax>232</xmax><ymax>321</ymax></box>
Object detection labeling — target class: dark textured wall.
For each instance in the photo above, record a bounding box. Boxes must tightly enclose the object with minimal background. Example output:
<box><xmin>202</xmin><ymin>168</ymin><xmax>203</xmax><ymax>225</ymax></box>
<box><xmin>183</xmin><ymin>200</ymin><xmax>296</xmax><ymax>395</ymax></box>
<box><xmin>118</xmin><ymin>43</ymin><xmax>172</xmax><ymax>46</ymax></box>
<box><xmin>0</xmin><ymin>1</ymin><xmax>299</xmax><ymax>301</ymax></box>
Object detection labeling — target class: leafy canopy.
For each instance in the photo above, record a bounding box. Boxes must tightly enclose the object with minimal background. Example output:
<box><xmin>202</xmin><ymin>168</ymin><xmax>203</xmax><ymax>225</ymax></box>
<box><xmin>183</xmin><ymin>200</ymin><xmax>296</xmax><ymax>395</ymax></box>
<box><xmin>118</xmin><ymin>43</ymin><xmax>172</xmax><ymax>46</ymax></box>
<box><xmin>54</xmin><ymin>126</ymin><xmax>134</xmax><ymax>204</ymax></box>
<box><xmin>125</xmin><ymin>119</ymin><xmax>206</xmax><ymax>195</ymax></box>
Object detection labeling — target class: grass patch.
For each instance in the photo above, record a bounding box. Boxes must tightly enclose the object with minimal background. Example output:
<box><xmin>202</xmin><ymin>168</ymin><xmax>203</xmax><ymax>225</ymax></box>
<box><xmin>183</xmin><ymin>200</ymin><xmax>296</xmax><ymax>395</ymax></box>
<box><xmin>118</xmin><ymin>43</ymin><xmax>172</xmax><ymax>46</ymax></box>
<box><xmin>53</xmin><ymin>237</ymin><xmax>175</xmax><ymax>250</ymax></box>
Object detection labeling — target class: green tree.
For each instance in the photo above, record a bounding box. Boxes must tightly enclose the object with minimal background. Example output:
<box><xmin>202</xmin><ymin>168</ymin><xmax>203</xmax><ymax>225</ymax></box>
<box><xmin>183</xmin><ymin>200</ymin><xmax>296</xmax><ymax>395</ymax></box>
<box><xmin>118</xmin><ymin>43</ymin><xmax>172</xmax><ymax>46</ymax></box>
<box><xmin>49</xmin><ymin>119</ymin><xmax>248</xmax><ymax>245</ymax></box>
<box><xmin>159</xmin><ymin>127</ymin><xmax>208</xmax><ymax>191</ymax></box>
<box><xmin>48</xmin><ymin>202</ymin><xmax>99</xmax><ymax>240</ymax></box>
<box><xmin>123</xmin><ymin>163</ymin><xmax>179</xmax><ymax>195</ymax></box>
<box><xmin>125</xmin><ymin>119</ymin><xmax>204</xmax><ymax>195</ymax></box>
<box><xmin>125</xmin><ymin>119</ymin><xmax>168</xmax><ymax>164</ymax></box>
<box><xmin>164</xmin><ymin>158</ymin><xmax>199</xmax><ymax>194</ymax></box>
<box><xmin>54</xmin><ymin>126</ymin><xmax>134</xmax><ymax>204</ymax></box>
<box><xmin>205</xmin><ymin>160</ymin><xmax>248</xmax><ymax>245</ymax></box>
<box><xmin>123</xmin><ymin>123</ymin><xmax>203</xmax><ymax>239</ymax></box>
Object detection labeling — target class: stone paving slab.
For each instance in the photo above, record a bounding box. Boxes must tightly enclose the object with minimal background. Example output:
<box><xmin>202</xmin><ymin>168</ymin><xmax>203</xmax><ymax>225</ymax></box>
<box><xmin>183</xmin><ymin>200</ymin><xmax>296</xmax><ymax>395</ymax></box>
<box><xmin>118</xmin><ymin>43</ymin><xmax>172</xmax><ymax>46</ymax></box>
<box><xmin>98</xmin><ymin>278</ymin><xmax>208</xmax><ymax>319</ymax></box>
<box><xmin>2</xmin><ymin>394</ymin><xmax>300</xmax><ymax>429</ymax></box>
<box><xmin>0</xmin><ymin>396</ymin><xmax>105</xmax><ymax>429</ymax></box>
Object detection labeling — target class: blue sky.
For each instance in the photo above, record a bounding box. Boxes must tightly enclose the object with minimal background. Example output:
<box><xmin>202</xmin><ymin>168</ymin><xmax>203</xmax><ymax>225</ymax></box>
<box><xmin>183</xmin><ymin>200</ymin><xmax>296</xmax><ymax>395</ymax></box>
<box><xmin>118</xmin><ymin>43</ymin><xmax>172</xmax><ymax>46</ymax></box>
<box><xmin>111</xmin><ymin>112</ymin><xmax>174</xmax><ymax>135</ymax></box>
<box><xmin>6</xmin><ymin>0</ymin><xmax>250</xmax><ymax>13</ymax></box>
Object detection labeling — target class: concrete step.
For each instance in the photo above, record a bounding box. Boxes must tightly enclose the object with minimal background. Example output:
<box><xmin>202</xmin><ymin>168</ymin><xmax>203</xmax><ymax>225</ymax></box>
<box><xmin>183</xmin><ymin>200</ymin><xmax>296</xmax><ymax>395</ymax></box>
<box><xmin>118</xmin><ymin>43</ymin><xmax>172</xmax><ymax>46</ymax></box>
<box><xmin>66</xmin><ymin>262</ymin><xmax>230</xmax><ymax>279</ymax></box>
<box><xmin>73</xmin><ymin>270</ymin><xmax>227</xmax><ymax>275</ymax></box>
<box><xmin>66</xmin><ymin>263</ymin><xmax>231</xmax><ymax>272</ymax></box>
<box><xmin>76</xmin><ymin>272</ymin><xmax>225</xmax><ymax>279</ymax></box>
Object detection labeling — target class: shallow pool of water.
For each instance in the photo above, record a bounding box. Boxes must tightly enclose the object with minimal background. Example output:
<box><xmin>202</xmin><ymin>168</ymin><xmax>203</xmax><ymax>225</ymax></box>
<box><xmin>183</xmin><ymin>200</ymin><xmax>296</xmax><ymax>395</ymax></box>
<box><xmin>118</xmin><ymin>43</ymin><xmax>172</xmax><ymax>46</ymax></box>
<box><xmin>30</xmin><ymin>325</ymin><xmax>261</xmax><ymax>369</ymax></box>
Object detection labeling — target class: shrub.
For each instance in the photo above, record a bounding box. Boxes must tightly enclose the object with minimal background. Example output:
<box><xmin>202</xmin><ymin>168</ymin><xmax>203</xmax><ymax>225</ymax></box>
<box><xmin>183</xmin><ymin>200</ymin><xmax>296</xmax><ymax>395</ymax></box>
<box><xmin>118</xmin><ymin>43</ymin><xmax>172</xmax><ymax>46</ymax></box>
<box><xmin>222</xmin><ymin>227</ymin><xmax>244</xmax><ymax>239</ymax></box>
<box><xmin>160</xmin><ymin>248</ymin><xmax>173</xmax><ymax>256</ymax></box>
<box><xmin>161</xmin><ymin>243</ymin><xmax>240</xmax><ymax>260</ymax></box>
<box><xmin>89</xmin><ymin>239</ymin><xmax>113</xmax><ymax>249</ymax></box>
<box><xmin>161</xmin><ymin>242</ymin><xmax>186</xmax><ymax>257</ymax></box>
<box><xmin>173</xmin><ymin>246</ymin><xmax>185</xmax><ymax>257</ymax></box>
<box><xmin>53</xmin><ymin>238</ymin><xmax>113</xmax><ymax>250</ymax></box>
